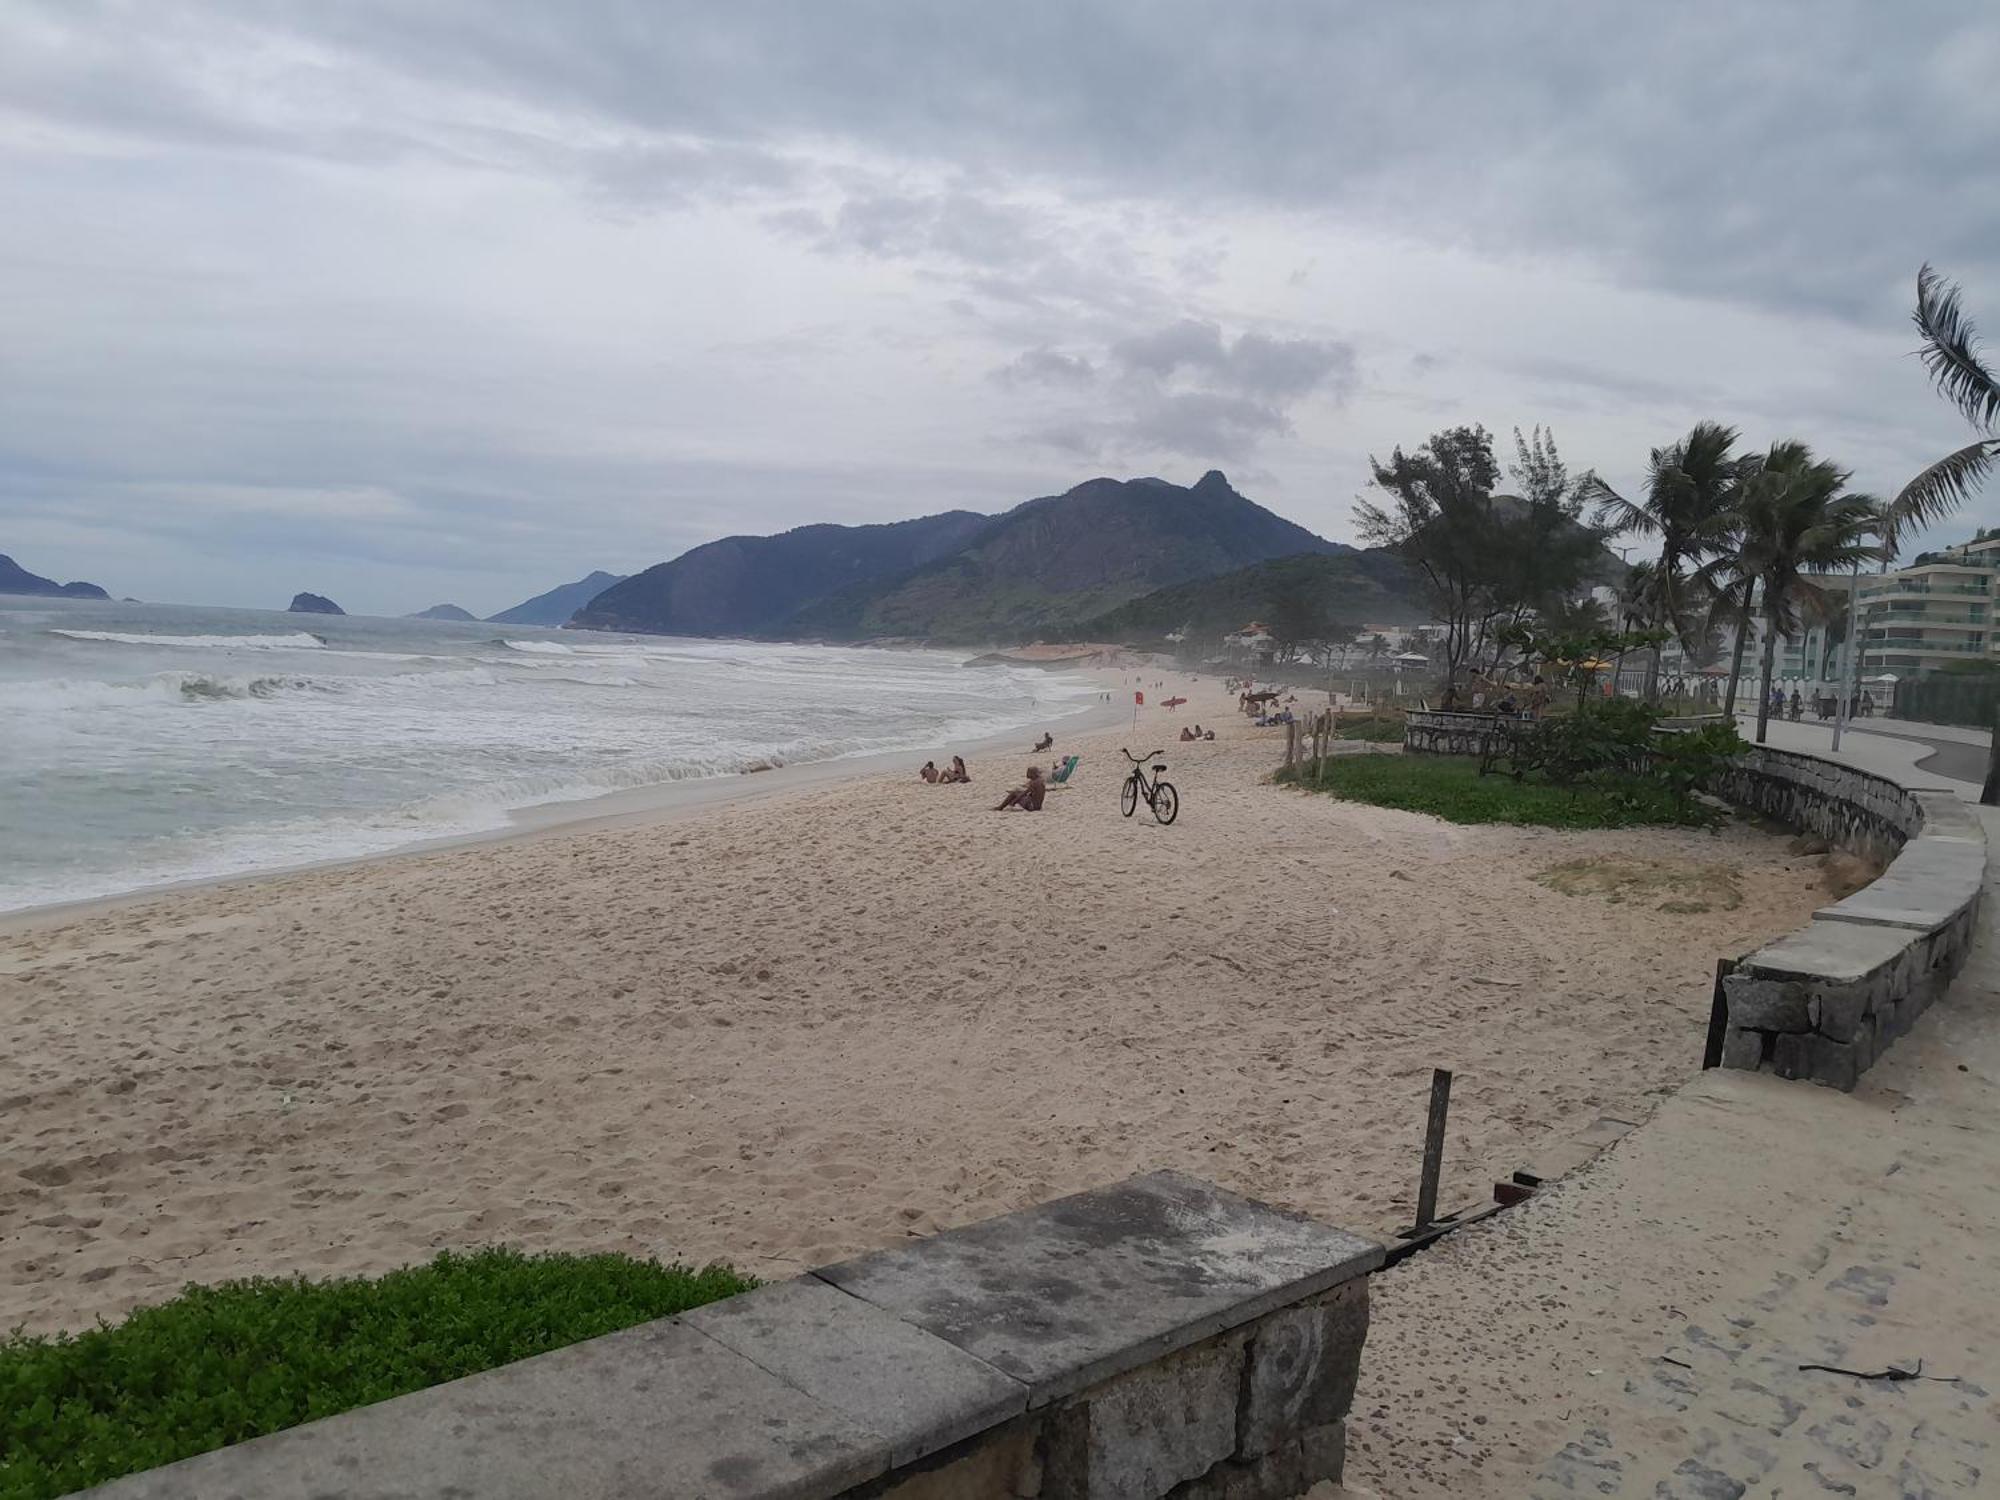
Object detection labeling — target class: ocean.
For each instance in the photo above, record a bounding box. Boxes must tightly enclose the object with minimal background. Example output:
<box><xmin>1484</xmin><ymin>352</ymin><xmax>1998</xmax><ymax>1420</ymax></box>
<box><xmin>0</xmin><ymin>598</ymin><xmax>1100</xmax><ymax>914</ymax></box>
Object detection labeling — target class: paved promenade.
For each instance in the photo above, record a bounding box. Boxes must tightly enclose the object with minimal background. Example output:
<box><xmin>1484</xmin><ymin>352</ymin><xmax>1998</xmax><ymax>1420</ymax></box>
<box><xmin>1736</xmin><ymin>714</ymin><xmax>1988</xmax><ymax>792</ymax></box>
<box><xmin>1347</xmin><ymin>794</ymin><xmax>1999</xmax><ymax>1495</ymax></box>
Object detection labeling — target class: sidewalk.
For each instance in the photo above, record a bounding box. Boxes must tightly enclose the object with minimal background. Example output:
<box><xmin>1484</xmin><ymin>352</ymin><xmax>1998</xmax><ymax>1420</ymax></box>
<box><xmin>1733</xmin><ymin>713</ymin><xmax>1984</xmax><ymax>797</ymax></box>
<box><xmin>1346</xmin><ymin>812</ymin><xmax>1999</xmax><ymax>1497</ymax></box>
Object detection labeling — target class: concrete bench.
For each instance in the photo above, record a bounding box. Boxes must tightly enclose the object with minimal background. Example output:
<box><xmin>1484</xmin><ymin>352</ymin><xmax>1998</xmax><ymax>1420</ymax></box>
<box><xmin>80</xmin><ymin>1171</ymin><xmax>1381</xmax><ymax>1500</ymax></box>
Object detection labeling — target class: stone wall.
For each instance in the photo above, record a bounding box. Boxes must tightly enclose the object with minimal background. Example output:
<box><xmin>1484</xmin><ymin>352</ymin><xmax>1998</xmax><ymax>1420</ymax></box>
<box><xmin>1402</xmin><ymin>710</ymin><xmax>1527</xmax><ymax>757</ymax></box>
<box><xmin>1713</xmin><ymin>749</ymin><xmax>1986</xmax><ymax>1091</ymax></box>
<box><xmin>81</xmin><ymin>1171</ymin><xmax>1381</xmax><ymax>1500</ymax></box>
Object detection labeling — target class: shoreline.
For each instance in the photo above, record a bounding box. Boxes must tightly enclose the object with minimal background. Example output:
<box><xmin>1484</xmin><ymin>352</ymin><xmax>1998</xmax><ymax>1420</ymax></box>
<box><xmin>0</xmin><ymin>666</ymin><xmax>1138</xmax><ymax>937</ymax></box>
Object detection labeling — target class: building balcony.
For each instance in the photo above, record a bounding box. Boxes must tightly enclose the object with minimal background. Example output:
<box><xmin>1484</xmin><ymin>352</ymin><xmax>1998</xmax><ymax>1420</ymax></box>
<box><xmin>1861</xmin><ymin>636</ymin><xmax>1987</xmax><ymax>655</ymax></box>
<box><xmin>1863</xmin><ymin>609</ymin><xmax>1989</xmax><ymax>627</ymax></box>
<box><xmin>1861</xmin><ymin>581</ymin><xmax>1992</xmax><ymax>601</ymax></box>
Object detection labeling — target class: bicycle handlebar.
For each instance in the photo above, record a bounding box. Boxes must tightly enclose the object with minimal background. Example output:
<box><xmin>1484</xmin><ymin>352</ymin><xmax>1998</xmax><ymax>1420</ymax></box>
<box><xmin>1121</xmin><ymin>747</ymin><xmax>1163</xmax><ymax>763</ymax></box>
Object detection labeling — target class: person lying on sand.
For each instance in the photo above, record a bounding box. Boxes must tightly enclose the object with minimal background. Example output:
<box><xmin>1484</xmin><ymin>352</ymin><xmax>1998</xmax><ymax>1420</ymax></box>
<box><xmin>919</xmin><ymin>760</ymin><xmax>940</xmax><ymax>783</ymax></box>
<box><xmin>994</xmin><ymin>766</ymin><xmax>1045</xmax><ymax>811</ymax></box>
<box><xmin>1032</xmin><ymin>732</ymin><xmax>1053</xmax><ymax>752</ymax></box>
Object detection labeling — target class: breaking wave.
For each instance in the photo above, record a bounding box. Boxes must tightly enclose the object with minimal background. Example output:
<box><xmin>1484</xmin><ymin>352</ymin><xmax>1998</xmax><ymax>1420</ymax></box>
<box><xmin>51</xmin><ymin>629</ymin><xmax>327</xmax><ymax>650</ymax></box>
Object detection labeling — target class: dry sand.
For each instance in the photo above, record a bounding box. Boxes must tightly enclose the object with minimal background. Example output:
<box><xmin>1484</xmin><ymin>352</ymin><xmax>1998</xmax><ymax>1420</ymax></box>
<box><xmin>2</xmin><ymin>675</ymin><xmax>1831</xmax><ymax>1336</ymax></box>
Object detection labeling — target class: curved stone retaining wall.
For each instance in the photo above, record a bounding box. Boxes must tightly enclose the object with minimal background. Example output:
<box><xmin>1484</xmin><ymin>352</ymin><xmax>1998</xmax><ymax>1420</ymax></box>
<box><xmin>82</xmin><ymin>1172</ymin><xmax>1381</xmax><ymax>1500</ymax></box>
<box><xmin>1402</xmin><ymin>719</ymin><xmax>1987</xmax><ymax>1092</ymax></box>
<box><xmin>1715</xmin><ymin>749</ymin><xmax>1984</xmax><ymax>1090</ymax></box>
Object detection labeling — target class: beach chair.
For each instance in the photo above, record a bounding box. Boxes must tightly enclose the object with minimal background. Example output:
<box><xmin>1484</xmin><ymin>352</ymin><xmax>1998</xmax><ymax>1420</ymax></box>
<box><xmin>1048</xmin><ymin>754</ymin><xmax>1080</xmax><ymax>786</ymax></box>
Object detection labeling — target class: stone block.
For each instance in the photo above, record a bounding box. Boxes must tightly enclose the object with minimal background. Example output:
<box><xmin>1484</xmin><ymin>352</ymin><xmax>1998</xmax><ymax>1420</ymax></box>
<box><xmin>1238</xmin><ymin>1282</ymin><xmax>1366</xmax><ymax>1458</ymax></box>
<box><xmin>1042</xmin><ymin>1336</ymin><xmax>1242</xmax><ymax>1500</ymax></box>
<box><xmin>1739</xmin><ymin>920</ymin><xmax>1910</xmax><ymax>986</ymax></box>
<box><xmin>1806</xmin><ymin>982</ymin><xmax>1872</xmax><ymax>1044</ymax></box>
<box><xmin>868</xmin><ymin>1422</ymin><xmax>1041</xmax><ymax>1500</ymax></box>
<box><xmin>818</xmin><ymin>1170</ymin><xmax>1381</xmax><ymax>1407</ymax></box>
<box><xmin>686</xmin><ymin>1275</ymin><xmax>1027</xmax><ymax>1467</ymax></box>
<box><xmin>1725</xmin><ymin>976</ymin><xmax>1809</xmax><ymax>1032</ymax></box>
<box><xmin>1300</xmin><ymin>1421</ymin><xmax>1346</xmax><ymax>1485</ymax></box>
<box><xmin>1772</xmin><ymin>1032</ymin><xmax>1811</xmax><ymax>1081</ymax></box>
<box><xmin>1161</xmin><ymin>1443</ymin><xmax>1306</xmax><ymax>1500</ymax></box>
<box><xmin>1809</xmin><ymin>1033</ymin><xmax>1862</xmax><ymax>1091</ymax></box>
<box><xmin>78</xmin><ymin>1313</ymin><xmax>888</xmax><ymax>1500</ymax></box>
<box><xmin>1719</xmin><ymin>1025</ymin><xmax>1765</xmax><ymax>1072</ymax></box>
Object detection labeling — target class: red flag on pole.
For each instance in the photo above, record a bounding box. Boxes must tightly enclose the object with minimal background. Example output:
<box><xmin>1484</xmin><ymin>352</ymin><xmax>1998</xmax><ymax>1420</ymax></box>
<box><xmin>1134</xmin><ymin>691</ymin><xmax>1145</xmax><ymax>705</ymax></box>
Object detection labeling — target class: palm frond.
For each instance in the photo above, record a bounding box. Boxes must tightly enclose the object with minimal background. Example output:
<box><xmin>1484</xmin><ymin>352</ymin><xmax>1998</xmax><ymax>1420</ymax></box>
<box><xmin>1886</xmin><ymin>438</ymin><xmax>2000</xmax><ymax>551</ymax></box>
<box><xmin>1915</xmin><ymin>264</ymin><xmax>2000</xmax><ymax>433</ymax></box>
<box><xmin>1583</xmin><ymin>474</ymin><xmax>1655</xmax><ymax>535</ymax></box>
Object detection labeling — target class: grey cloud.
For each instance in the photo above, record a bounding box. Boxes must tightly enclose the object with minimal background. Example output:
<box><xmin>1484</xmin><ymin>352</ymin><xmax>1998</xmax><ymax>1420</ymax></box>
<box><xmin>1009</xmin><ymin>317</ymin><xmax>1352</xmax><ymax>466</ymax></box>
<box><xmin>18</xmin><ymin>0</ymin><xmax>1981</xmax><ymax>318</ymax></box>
<box><xmin>1110</xmin><ymin>320</ymin><xmax>1356</xmax><ymax>402</ymax></box>
<box><xmin>991</xmin><ymin>347</ymin><xmax>1097</xmax><ymax>388</ymax></box>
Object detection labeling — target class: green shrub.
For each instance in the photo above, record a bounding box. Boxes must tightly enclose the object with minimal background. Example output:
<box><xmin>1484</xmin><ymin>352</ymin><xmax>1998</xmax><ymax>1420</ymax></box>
<box><xmin>0</xmin><ymin>1249</ymin><xmax>753</xmax><ymax>1499</ymax></box>
<box><xmin>1277</xmin><ymin>752</ymin><xmax>1708</xmax><ymax>828</ymax></box>
<box><xmin>1498</xmin><ymin>701</ymin><xmax>1743</xmax><ymax>816</ymax></box>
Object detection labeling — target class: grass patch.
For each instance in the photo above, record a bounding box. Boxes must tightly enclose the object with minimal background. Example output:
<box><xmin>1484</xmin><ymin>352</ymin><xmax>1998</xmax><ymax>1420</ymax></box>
<box><xmin>1536</xmin><ymin>855</ymin><xmax>1743</xmax><ymax>913</ymax></box>
<box><xmin>0</xmin><ymin>1248</ymin><xmax>753</xmax><ymax>1499</ymax></box>
<box><xmin>1276</xmin><ymin>752</ymin><xmax>1714</xmax><ymax>829</ymax></box>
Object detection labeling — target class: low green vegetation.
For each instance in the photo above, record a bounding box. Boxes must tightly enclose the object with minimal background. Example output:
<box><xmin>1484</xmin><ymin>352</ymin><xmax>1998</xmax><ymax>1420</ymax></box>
<box><xmin>0</xmin><ymin>1248</ymin><xmax>753</xmax><ymax>1500</ymax></box>
<box><xmin>1280</xmin><ymin>698</ymin><xmax>1747</xmax><ymax>830</ymax></box>
<box><xmin>1278</xmin><ymin>751</ymin><xmax>1708</xmax><ymax>828</ymax></box>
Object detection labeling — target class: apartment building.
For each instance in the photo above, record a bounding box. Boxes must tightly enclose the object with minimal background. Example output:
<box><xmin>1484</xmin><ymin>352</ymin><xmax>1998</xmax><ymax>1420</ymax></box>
<box><xmin>1855</xmin><ymin>535</ymin><xmax>1998</xmax><ymax>674</ymax></box>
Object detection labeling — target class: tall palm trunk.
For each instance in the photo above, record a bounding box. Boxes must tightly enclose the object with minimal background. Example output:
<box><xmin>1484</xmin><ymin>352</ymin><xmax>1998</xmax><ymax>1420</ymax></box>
<box><xmin>1722</xmin><ymin>580</ymin><xmax>1755</xmax><ymax>720</ymax></box>
<box><xmin>1753</xmin><ymin>601</ymin><xmax>1780</xmax><ymax>745</ymax></box>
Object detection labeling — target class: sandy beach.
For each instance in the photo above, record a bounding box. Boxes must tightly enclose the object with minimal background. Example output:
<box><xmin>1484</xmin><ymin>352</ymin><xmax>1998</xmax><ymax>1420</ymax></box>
<box><xmin>2</xmin><ymin>673</ymin><xmax>1833</xmax><ymax>1336</ymax></box>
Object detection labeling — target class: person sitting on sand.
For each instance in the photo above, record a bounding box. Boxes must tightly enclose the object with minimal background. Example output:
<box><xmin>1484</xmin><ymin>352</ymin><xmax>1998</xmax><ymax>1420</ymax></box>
<box><xmin>1203</xmin><ymin>728</ymin><xmax>1215</xmax><ymax>740</ymax></box>
<box><xmin>919</xmin><ymin>760</ymin><xmax>940</xmax><ymax>783</ymax></box>
<box><xmin>994</xmin><ymin>765</ymin><xmax>1045</xmax><ymax>811</ymax></box>
<box><xmin>946</xmin><ymin>755</ymin><xmax>969</xmax><ymax>783</ymax></box>
<box><xmin>1179</xmin><ymin>726</ymin><xmax>1196</xmax><ymax>741</ymax></box>
<box><xmin>1032</xmin><ymin>732</ymin><xmax>1053</xmax><ymax>752</ymax></box>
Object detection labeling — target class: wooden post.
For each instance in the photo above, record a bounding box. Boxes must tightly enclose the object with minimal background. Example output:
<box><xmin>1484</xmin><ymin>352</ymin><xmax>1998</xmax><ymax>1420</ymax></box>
<box><xmin>1701</xmin><ymin>958</ymin><xmax>1734</xmax><ymax>1069</ymax></box>
<box><xmin>1412</xmin><ymin>1068</ymin><xmax>1452</xmax><ymax>1232</ymax></box>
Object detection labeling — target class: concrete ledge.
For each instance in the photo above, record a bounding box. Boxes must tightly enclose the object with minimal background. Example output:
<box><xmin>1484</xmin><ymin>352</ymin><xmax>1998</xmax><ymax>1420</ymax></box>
<box><xmin>1714</xmin><ymin>745</ymin><xmax>1986</xmax><ymax>1091</ymax></box>
<box><xmin>80</xmin><ymin>1173</ymin><xmax>1381</xmax><ymax>1500</ymax></box>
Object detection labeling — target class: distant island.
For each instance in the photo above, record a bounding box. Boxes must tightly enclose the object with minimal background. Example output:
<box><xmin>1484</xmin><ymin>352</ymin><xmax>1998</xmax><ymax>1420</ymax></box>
<box><xmin>408</xmin><ymin>603</ymin><xmax>476</xmax><ymax>622</ymax></box>
<box><xmin>0</xmin><ymin>552</ymin><xmax>110</xmax><ymax>600</ymax></box>
<box><xmin>486</xmin><ymin>571</ymin><xmax>627</xmax><ymax>627</ymax></box>
<box><xmin>288</xmin><ymin>593</ymin><xmax>344</xmax><ymax>615</ymax></box>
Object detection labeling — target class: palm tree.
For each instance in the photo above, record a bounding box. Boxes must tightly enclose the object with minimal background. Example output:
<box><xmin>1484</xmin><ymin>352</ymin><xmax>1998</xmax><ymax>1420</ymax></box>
<box><xmin>1588</xmin><ymin>422</ymin><xmax>1753</xmax><ymax>701</ymax></box>
<box><xmin>1700</xmin><ymin>442</ymin><xmax>1882</xmax><ymax>744</ymax></box>
<box><xmin>1888</xmin><ymin>266</ymin><xmax>2000</xmax><ymax>551</ymax></box>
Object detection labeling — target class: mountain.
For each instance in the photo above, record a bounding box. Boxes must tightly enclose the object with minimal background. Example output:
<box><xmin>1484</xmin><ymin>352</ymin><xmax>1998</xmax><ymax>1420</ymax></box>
<box><xmin>288</xmin><ymin>592</ymin><xmax>343</xmax><ymax>615</ymax></box>
<box><xmin>571</xmin><ymin>515</ymin><xmax>989</xmax><ymax>636</ymax></box>
<box><xmin>1076</xmin><ymin>551</ymin><xmax>1430</xmax><ymax>644</ymax></box>
<box><xmin>408</xmin><ymin>603</ymin><xmax>476</xmax><ymax>621</ymax></box>
<box><xmin>488</xmin><ymin>571</ymin><xmax>628</xmax><ymax>627</ymax></box>
<box><xmin>782</xmin><ymin>471</ymin><xmax>1344</xmax><ymax>643</ymax></box>
<box><xmin>0</xmin><ymin>553</ymin><xmax>109</xmax><ymax>599</ymax></box>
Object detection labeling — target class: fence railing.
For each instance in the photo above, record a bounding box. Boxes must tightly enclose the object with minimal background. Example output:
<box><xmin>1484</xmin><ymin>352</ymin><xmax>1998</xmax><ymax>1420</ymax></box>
<box><xmin>1893</xmin><ymin>675</ymin><xmax>2000</xmax><ymax>729</ymax></box>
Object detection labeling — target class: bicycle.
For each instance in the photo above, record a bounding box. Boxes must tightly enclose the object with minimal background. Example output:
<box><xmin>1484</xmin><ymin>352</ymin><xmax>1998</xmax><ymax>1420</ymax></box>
<box><xmin>1119</xmin><ymin>747</ymin><xmax>1179</xmax><ymax>825</ymax></box>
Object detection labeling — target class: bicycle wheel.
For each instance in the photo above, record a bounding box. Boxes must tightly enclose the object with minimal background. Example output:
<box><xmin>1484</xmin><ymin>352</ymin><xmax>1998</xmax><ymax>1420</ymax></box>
<box><xmin>1120</xmin><ymin>775</ymin><xmax>1139</xmax><ymax>817</ymax></box>
<box><xmin>1150</xmin><ymin>780</ymin><xmax>1179</xmax><ymax>825</ymax></box>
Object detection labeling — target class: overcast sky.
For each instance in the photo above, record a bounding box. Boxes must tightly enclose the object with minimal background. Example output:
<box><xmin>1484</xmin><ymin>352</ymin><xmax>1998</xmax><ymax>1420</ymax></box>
<box><xmin>3</xmin><ymin>1</ymin><xmax>1997</xmax><ymax>616</ymax></box>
